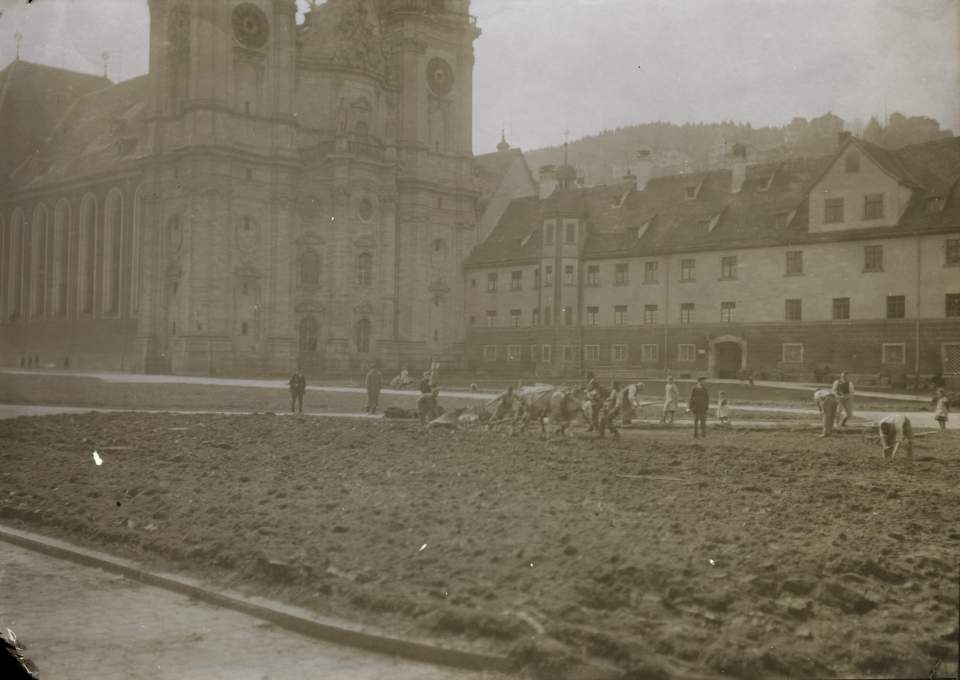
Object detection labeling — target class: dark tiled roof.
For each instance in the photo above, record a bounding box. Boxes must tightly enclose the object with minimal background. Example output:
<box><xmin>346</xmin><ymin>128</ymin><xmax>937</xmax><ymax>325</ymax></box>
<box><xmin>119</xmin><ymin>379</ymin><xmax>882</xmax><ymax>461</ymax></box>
<box><xmin>466</xmin><ymin>137</ymin><xmax>960</xmax><ymax>268</ymax></box>
<box><xmin>8</xmin><ymin>74</ymin><xmax>149</xmax><ymax>189</ymax></box>
<box><xmin>0</xmin><ymin>60</ymin><xmax>110</xmax><ymax>187</ymax></box>
<box><xmin>464</xmin><ymin>195</ymin><xmax>542</xmax><ymax>267</ymax></box>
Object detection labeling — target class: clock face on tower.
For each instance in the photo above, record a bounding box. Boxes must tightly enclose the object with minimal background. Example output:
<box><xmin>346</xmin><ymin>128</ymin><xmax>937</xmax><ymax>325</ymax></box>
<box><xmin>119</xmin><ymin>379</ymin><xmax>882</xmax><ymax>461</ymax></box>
<box><xmin>232</xmin><ymin>3</ymin><xmax>270</xmax><ymax>49</ymax></box>
<box><xmin>426</xmin><ymin>58</ymin><xmax>454</xmax><ymax>96</ymax></box>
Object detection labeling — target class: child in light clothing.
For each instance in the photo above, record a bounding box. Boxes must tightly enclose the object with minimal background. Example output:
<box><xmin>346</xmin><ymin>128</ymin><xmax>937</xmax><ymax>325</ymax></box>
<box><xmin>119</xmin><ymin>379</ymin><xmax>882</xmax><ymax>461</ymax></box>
<box><xmin>933</xmin><ymin>388</ymin><xmax>950</xmax><ymax>432</ymax></box>
<box><xmin>717</xmin><ymin>391</ymin><xmax>731</xmax><ymax>425</ymax></box>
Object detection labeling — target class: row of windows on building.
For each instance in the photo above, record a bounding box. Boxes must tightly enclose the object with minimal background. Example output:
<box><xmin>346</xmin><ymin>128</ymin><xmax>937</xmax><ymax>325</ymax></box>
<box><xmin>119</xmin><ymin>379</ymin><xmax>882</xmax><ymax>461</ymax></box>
<box><xmin>473</xmin><ymin>294</ymin><xmax>960</xmax><ymax>328</ymax></box>
<box><xmin>297</xmin><ymin>250</ymin><xmax>374</xmax><ymax>288</ymax></box>
<box><xmin>481</xmin><ymin>341</ymin><xmax>912</xmax><ymax>366</ymax></box>
<box><xmin>474</xmin><ymin>239</ymin><xmax>960</xmax><ymax>292</ymax></box>
<box><xmin>1</xmin><ymin>193</ymin><xmax>141</xmax><ymax>322</ymax></box>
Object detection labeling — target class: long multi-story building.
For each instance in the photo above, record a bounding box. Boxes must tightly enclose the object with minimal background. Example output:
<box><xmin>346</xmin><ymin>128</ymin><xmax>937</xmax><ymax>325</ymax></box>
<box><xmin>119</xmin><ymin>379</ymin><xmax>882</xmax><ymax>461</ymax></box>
<box><xmin>465</xmin><ymin>136</ymin><xmax>960</xmax><ymax>382</ymax></box>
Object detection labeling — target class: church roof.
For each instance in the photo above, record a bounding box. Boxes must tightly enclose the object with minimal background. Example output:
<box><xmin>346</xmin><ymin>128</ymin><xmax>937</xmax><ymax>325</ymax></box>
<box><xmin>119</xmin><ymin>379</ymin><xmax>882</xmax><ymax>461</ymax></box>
<box><xmin>0</xmin><ymin>59</ymin><xmax>110</xmax><ymax>188</ymax></box>
<box><xmin>466</xmin><ymin>136</ymin><xmax>960</xmax><ymax>268</ymax></box>
<box><xmin>473</xmin><ymin>147</ymin><xmax>530</xmax><ymax>203</ymax></box>
<box><xmin>7</xmin><ymin>73</ymin><xmax>149</xmax><ymax>190</ymax></box>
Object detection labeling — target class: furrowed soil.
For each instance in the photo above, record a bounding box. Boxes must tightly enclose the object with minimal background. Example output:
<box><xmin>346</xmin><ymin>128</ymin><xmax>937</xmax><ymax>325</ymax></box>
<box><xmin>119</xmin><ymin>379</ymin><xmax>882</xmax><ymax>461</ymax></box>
<box><xmin>1</xmin><ymin>413</ymin><xmax>957</xmax><ymax>679</ymax></box>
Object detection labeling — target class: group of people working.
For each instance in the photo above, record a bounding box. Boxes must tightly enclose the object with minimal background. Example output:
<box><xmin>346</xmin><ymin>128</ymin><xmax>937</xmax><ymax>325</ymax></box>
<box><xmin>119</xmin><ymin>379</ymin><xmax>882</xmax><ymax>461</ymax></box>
<box><xmin>583</xmin><ymin>374</ymin><xmax>729</xmax><ymax>438</ymax></box>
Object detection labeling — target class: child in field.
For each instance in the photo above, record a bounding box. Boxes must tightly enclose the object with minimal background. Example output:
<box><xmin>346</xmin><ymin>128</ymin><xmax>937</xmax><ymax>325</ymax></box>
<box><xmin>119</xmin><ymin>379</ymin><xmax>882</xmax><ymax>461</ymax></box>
<box><xmin>933</xmin><ymin>388</ymin><xmax>950</xmax><ymax>432</ymax></box>
<box><xmin>716</xmin><ymin>391</ymin><xmax>731</xmax><ymax>425</ymax></box>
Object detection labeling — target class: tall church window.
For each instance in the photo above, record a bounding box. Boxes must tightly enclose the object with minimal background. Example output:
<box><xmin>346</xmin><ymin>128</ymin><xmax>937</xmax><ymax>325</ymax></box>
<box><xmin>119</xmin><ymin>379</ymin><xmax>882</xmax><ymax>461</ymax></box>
<box><xmin>357</xmin><ymin>252</ymin><xmax>373</xmax><ymax>287</ymax></box>
<box><xmin>7</xmin><ymin>210</ymin><xmax>24</xmax><ymax>320</ymax></box>
<box><xmin>130</xmin><ymin>188</ymin><xmax>143</xmax><ymax>316</ymax></box>
<box><xmin>78</xmin><ymin>195</ymin><xmax>97</xmax><ymax>315</ymax></box>
<box><xmin>0</xmin><ymin>214</ymin><xmax>5</xmax><ymax>319</ymax></box>
<box><xmin>52</xmin><ymin>200</ymin><xmax>70</xmax><ymax>316</ymax></box>
<box><xmin>30</xmin><ymin>204</ymin><xmax>48</xmax><ymax>318</ymax></box>
<box><xmin>103</xmin><ymin>190</ymin><xmax>123</xmax><ymax>315</ymax></box>
<box><xmin>356</xmin><ymin>318</ymin><xmax>372</xmax><ymax>354</ymax></box>
<box><xmin>300</xmin><ymin>249</ymin><xmax>320</xmax><ymax>286</ymax></box>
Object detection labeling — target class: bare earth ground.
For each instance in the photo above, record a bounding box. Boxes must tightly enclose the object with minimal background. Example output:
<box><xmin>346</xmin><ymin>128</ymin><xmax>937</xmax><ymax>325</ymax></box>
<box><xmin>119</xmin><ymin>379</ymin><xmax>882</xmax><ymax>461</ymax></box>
<box><xmin>0</xmin><ymin>411</ymin><xmax>957</xmax><ymax>680</ymax></box>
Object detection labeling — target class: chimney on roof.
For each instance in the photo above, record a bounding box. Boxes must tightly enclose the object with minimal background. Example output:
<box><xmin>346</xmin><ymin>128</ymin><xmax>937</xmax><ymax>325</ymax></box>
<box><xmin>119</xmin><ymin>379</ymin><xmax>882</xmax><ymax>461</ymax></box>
<box><xmin>838</xmin><ymin>131</ymin><xmax>852</xmax><ymax>148</ymax></box>
<box><xmin>539</xmin><ymin>165</ymin><xmax>558</xmax><ymax>199</ymax></box>
<box><xmin>731</xmin><ymin>143</ymin><xmax>747</xmax><ymax>194</ymax></box>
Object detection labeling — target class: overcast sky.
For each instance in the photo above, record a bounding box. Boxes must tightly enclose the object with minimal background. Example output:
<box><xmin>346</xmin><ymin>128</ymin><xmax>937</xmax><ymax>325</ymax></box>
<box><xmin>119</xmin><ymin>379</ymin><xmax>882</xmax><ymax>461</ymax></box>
<box><xmin>0</xmin><ymin>0</ymin><xmax>956</xmax><ymax>153</ymax></box>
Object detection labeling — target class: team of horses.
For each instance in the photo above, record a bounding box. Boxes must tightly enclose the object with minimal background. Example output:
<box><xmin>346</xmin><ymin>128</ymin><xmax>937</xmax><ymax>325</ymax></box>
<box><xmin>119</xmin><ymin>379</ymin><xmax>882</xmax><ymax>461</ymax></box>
<box><xmin>489</xmin><ymin>384</ymin><xmax>594</xmax><ymax>437</ymax></box>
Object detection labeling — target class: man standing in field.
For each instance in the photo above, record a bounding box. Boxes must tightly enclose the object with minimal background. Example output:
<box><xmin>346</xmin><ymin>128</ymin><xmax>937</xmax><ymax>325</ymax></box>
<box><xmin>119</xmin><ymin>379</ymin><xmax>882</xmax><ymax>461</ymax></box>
<box><xmin>878</xmin><ymin>414</ymin><xmax>913</xmax><ymax>459</ymax></box>
<box><xmin>814</xmin><ymin>387</ymin><xmax>838</xmax><ymax>437</ymax></box>
<box><xmin>365</xmin><ymin>361</ymin><xmax>383</xmax><ymax>414</ymax></box>
<box><xmin>289</xmin><ymin>369</ymin><xmax>306</xmax><ymax>414</ymax></box>
<box><xmin>688</xmin><ymin>377</ymin><xmax>710</xmax><ymax>439</ymax></box>
<box><xmin>418</xmin><ymin>388</ymin><xmax>440</xmax><ymax>424</ymax></box>
<box><xmin>832</xmin><ymin>371</ymin><xmax>855</xmax><ymax>427</ymax></box>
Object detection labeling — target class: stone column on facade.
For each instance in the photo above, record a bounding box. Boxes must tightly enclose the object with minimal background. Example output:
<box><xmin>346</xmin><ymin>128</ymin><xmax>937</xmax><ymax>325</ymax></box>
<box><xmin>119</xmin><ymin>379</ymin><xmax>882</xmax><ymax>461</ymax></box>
<box><xmin>266</xmin><ymin>174</ymin><xmax>297</xmax><ymax>373</ymax></box>
<box><xmin>131</xmin><ymin>172</ymin><xmax>164</xmax><ymax>373</ymax></box>
<box><xmin>378</xmin><ymin>190</ymin><xmax>399</xmax><ymax>348</ymax></box>
<box><xmin>327</xmin><ymin>174</ymin><xmax>352</xmax><ymax>371</ymax></box>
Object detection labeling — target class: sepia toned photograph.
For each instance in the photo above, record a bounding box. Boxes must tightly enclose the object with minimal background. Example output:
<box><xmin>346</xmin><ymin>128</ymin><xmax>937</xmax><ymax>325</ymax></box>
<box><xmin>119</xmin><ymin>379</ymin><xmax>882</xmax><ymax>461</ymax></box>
<box><xmin>0</xmin><ymin>0</ymin><xmax>958</xmax><ymax>678</ymax></box>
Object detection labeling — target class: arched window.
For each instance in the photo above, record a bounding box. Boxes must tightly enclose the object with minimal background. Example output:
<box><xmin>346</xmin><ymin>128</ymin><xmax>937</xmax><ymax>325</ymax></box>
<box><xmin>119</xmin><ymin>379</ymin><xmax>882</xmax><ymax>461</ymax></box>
<box><xmin>103</xmin><ymin>189</ymin><xmax>123</xmax><ymax>314</ymax></box>
<box><xmin>30</xmin><ymin>204</ymin><xmax>49</xmax><ymax>317</ymax></box>
<box><xmin>355</xmin><ymin>318</ymin><xmax>371</xmax><ymax>354</ymax></box>
<box><xmin>299</xmin><ymin>315</ymin><xmax>318</xmax><ymax>353</ymax></box>
<box><xmin>354</xmin><ymin>120</ymin><xmax>369</xmax><ymax>139</ymax></box>
<box><xmin>7</xmin><ymin>210</ymin><xmax>24</xmax><ymax>319</ymax></box>
<box><xmin>78</xmin><ymin>195</ymin><xmax>97</xmax><ymax>315</ymax></box>
<box><xmin>357</xmin><ymin>252</ymin><xmax>373</xmax><ymax>287</ymax></box>
<box><xmin>52</xmin><ymin>200</ymin><xmax>70</xmax><ymax>316</ymax></box>
<box><xmin>130</xmin><ymin>188</ymin><xmax>143</xmax><ymax>316</ymax></box>
<box><xmin>300</xmin><ymin>249</ymin><xmax>320</xmax><ymax>286</ymax></box>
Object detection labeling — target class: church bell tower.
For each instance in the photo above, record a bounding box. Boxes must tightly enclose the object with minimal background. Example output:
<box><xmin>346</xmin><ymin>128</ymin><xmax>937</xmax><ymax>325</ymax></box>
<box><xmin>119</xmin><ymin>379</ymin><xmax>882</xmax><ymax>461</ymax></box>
<box><xmin>138</xmin><ymin>0</ymin><xmax>299</xmax><ymax>375</ymax></box>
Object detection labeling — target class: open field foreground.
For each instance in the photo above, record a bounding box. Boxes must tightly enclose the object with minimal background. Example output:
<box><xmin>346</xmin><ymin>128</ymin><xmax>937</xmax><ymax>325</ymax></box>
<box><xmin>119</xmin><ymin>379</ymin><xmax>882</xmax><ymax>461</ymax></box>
<box><xmin>1</xmin><ymin>413</ymin><xmax>958</xmax><ymax>679</ymax></box>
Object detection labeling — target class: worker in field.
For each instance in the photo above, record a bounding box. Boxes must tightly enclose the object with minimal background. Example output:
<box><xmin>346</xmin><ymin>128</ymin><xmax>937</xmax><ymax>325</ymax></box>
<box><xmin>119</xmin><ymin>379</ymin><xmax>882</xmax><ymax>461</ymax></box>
<box><xmin>288</xmin><ymin>369</ymin><xmax>307</xmax><ymax>414</ymax></box>
<box><xmin>878</xmin><ymin>414</ymin><xmax>913</xmax><ymax>459</ymax></box>
<box><xmin>832</xmin><ymin>371</ymin><xmax>855</xmax><ymax>427</ymax></box>
<box><xmin>584</xmin><ymin>372</ymin><xmax>604</xmax><ymax>433</ymax></box>
<box><xmin>687</xmin><ymin>377</ymin><xmax>710</xmax><ymax>439</ymax></box>
<box><xmin>598</xmin><ymin>380</ymin><xmax>622</xmax><ymax>439</ymax></box>
<box><xmin>365</xmin><ymin>361</ymin><xmax>383</xmax><ymax>414</ymax></box>
<box><xmin>418</xmin><ymin>388</ymin><xmax>441</xmax><ymax>424</ymax></box>
<box><xmin>933</xmin><ymin>388</ymin><xmax>950</xmax><ymax>432</ymax></box>
<box><xmin>814</xmin><ymin>387</ymin><xmax>838</xmax><ymax>437</ymax></box>
<box><xmin>661</xmin><ymin>375</ymin><xmax>680</xmax><ymax>425</ymax></box>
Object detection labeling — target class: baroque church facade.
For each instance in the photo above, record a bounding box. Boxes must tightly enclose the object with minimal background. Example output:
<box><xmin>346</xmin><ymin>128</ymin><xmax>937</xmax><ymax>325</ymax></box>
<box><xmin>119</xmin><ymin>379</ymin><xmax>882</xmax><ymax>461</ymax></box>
<box><xmin>0</xmin><ymin>0</ymin><xmax>532</xmax><ymax>376</ymax></box>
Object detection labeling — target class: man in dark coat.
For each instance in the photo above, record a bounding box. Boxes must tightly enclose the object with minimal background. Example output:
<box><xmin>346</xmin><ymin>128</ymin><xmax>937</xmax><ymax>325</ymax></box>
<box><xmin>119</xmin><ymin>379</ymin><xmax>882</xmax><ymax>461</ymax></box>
<box><xmin>289</xmin><ymin>369</ymin><xmax>306</xmax><ymax>414</ymax></box>
<box><xmin>688</xmin><ymin>376</ymin><xmax>710</xmax><ymax>438</ymax></box>
<box><xmin>365</xmin><ymin>362</ymin><xmax>383</xmax><ymax>414</ymax></box>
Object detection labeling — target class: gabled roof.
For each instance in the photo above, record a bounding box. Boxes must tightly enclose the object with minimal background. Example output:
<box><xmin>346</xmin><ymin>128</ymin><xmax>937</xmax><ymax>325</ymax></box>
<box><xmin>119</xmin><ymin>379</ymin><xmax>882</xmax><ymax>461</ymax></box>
<box><xmin>465</xmin><ymin>136</ymin><xmax>960</xmax><ymax>269</ymax></box>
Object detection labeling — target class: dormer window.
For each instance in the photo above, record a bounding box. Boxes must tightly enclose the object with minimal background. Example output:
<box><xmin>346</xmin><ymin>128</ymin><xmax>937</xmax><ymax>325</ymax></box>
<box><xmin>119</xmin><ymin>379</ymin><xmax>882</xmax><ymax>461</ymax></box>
<box><xmin>685</xmin><ymin>186</ymin><xmax>697</xmax><ymax>200</ymax></box>
<box><xmin>845</xmin><ymin>150</ymin><xmax>860</xmax><ymax>173</ymax></box>
<box><xmin>544</xmin><ymin>224</ymin><xmax>555</xmax><ymax>246</ymax></box>
<box><xmin>926</xmin><ymin>197</ymin><xmax>943</xmax><ymax>214</ymax></box>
